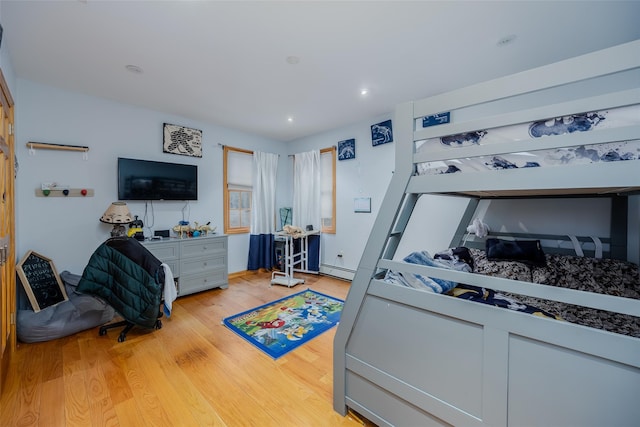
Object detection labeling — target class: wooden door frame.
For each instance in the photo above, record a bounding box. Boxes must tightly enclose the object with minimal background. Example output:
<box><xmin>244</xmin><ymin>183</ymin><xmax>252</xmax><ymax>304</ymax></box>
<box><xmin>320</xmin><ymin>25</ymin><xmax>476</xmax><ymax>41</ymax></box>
<box><xmin>0</xmin><ymin>66</ymin><xmax>16</xmax><ymax>394</ymax></box>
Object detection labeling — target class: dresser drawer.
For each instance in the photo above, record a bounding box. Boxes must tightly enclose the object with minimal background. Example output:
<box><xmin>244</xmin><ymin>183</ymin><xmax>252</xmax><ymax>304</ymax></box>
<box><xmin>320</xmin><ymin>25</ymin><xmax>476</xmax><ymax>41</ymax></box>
<box><xmin>143</xmin><ymin>240</ymin><xmax>180</xmax><ymax>260</ymax></box>
<box><xmin>179</xmin><ymin>269</ymin><xmax>228</xmax><ymax>296</ymax></box>
<box><xmin>180</xmin><ymin>253</ymin><xmax>226</xmax><ymax>275</ymax></box>
<box><xmin>181</xmin><ymin>236</ymin><xmax>226</xmax><ymax>257</ymax></box>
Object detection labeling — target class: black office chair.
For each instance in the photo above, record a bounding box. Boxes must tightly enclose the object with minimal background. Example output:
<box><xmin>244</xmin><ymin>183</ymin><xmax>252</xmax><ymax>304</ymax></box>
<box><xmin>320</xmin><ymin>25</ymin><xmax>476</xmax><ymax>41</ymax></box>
<box><xmin>77</xmin><ymin>236</ymin><xmax>166</xmax><ymax>342</ymax></box>
<box><xmin>98</xmin><ymin>308</ymin><xmax>163</xmax><ymax>342</ymax></box>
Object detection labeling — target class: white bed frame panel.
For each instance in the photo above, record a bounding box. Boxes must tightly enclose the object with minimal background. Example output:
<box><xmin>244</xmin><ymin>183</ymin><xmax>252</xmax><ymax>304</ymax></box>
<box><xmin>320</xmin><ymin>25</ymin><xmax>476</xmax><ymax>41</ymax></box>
<box><xmin>334</xmin><ymin>40</ymin><xmax>640</xmax><ymax>427</ymax></box>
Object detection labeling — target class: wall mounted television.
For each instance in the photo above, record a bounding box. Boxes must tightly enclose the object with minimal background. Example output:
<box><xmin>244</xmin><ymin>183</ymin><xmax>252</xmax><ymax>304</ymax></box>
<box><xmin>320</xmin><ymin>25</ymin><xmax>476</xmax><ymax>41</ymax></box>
<box><xmin>118</xmin><ymin>157</ymin><xmax>198</xmax><ymax>201</ymax></box>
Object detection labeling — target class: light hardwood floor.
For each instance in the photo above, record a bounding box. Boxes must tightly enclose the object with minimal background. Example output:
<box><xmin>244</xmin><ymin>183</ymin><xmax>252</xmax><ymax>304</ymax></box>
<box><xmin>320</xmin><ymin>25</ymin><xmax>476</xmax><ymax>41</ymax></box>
<box><xmin>0</xmin><ymin>272</ymin><xmax>373</xmax><ymax>427</ymax></box>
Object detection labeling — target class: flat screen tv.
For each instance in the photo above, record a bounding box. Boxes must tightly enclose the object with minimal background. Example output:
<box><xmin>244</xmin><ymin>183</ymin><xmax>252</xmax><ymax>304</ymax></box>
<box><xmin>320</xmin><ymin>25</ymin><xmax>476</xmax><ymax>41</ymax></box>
<box><xmin>118</xmin><ymin>157</ymin><xmax>198</xmax><ymax>201</ymax></box>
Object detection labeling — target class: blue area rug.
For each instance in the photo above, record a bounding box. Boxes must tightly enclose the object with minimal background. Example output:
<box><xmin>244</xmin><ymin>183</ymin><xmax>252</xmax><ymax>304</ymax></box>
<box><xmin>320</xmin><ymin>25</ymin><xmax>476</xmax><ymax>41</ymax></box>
<box><xmin>222</xmin><ymin>289</ymin><xmax>344</xmax><ymax>359</ymax></box>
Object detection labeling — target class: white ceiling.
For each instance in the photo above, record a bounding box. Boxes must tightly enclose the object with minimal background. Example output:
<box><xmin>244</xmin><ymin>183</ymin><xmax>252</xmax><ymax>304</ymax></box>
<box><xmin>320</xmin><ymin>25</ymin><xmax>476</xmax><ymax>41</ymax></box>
<box><xmin>2</xmin><ymin>1</ymin><xmax>640</xmax><ymax>142</ymax></box>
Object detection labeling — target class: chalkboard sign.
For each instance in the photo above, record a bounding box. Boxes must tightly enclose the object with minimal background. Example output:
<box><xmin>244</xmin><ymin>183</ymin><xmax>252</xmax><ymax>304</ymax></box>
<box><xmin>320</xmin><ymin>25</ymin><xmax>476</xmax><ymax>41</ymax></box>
<box><xmin>17</xmin><ymin>250</ymin><xmax>68</xmax><ymax>312</ymax></box>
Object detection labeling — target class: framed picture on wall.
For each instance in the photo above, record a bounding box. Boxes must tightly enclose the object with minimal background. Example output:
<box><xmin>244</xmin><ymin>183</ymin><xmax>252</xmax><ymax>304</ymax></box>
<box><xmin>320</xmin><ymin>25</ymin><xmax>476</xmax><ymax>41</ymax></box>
<box><xmin>338</xmin><ymin>138</ymin><xmax>356</xmax><ymax>160</ymax></box>
<box><xmin>371</xmin><ymin>119</ymin><xmax>393</xmax><ymax>146</ymax></box>
<box><xmin>163</xmin><ymin>123</ymin><xmax>203</xmax><ymax>157</ymax></box>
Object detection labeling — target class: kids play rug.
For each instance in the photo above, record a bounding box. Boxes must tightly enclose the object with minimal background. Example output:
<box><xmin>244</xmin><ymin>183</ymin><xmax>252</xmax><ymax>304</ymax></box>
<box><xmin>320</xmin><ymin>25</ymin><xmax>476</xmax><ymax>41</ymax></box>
<box><xmin>222</xmin><ymin>289</ymin><xmax>344</xmax><ymax>359</ymax></box>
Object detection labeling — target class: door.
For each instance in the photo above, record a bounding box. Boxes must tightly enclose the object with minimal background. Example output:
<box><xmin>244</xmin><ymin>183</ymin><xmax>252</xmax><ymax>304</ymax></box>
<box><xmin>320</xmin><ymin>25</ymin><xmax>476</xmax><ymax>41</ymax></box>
<box><xmin>0</xmin><ymin>68</ymin><xmax>15</xmax><ymax>393</ymax></box>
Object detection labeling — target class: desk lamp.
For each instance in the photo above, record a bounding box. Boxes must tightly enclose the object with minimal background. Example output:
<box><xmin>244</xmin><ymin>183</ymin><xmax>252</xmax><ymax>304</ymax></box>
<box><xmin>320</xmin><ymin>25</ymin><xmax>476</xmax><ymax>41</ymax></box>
<box><xmin>100</xmin><ymin>202</ymin><xmax>133</xmax><ymax>237</ymax></box>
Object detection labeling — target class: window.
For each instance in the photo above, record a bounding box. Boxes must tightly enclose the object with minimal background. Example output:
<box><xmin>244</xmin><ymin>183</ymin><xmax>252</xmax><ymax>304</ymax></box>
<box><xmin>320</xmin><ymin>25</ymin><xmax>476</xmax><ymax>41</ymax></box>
<box><xmin>224</xmin><ymin>146</ymin><xmax>253</xmax><ymax>234</ymax></box>
<box><xmin>224</xmin><ymin>145</ymin><xmax>334</xmax><ymax>235</ymax></box>
<box><xmin>320</xmin><ymin>147</ymin><xmax>336</xmax><ymax>234</ymax></box>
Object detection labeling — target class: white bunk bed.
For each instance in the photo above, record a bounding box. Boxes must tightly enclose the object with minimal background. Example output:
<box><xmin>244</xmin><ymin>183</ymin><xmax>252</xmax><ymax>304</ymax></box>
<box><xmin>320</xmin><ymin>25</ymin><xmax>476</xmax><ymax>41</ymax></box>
<box><xmin>333</xmin><ymin>40</ymin><xmax>640</xmax><ymax>427</ymax></box>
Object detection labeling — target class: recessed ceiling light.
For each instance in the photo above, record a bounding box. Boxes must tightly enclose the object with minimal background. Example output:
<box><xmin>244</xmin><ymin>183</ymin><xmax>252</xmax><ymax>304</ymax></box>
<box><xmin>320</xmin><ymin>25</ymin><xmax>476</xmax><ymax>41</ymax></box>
<box><xmin>496</xmin><ymin>34</ymin><xmax>517</xmax><ymax>47</ymax></box>
<box><xmin>286</xmin><ymin>56</ymin><xmax>300</xmax><ymax>65</ymax></box>
<box><xmin>287</xmin><ymin>117</ymin><xmax>294</xmax><ymax>123</ymax></box>
<box><xmin>125</xmin><ymin>64</ymin><xmax>144</xmax><ymax>74</ymax></box>
<box><xmin>360</xmin><ymin>89</ymin><xmax>368</xmax><ymax>96</ymax></box>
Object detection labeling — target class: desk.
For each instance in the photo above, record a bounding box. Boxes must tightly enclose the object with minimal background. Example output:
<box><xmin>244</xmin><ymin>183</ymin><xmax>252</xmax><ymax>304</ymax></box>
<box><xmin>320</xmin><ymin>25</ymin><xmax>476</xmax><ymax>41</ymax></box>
<box><xmin>271</xmin><ymin>230</ymin><xmax>320</xmax><ymax>287</ymax></box>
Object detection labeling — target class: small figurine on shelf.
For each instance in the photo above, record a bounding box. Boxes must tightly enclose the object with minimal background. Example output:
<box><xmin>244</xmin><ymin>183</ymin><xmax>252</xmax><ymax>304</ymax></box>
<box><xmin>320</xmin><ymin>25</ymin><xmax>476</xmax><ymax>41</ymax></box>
<box><xmin>172</xmin><ymin>220</ymin><xmax>191</xmax><ymax>239</ymax></box>
<box><xmin>193</xmin><ymin>221</ymin><xmax>216</xmax><ymax>236</ymax></box>
<box><xmin>172</xmin><ymin>220</ymin><xmax>216</xmax><ymax>238</ymax></box>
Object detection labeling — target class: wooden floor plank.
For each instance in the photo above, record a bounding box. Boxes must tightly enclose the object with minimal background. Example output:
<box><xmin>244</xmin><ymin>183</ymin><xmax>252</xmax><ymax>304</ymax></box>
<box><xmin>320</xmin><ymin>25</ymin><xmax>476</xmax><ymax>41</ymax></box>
<box><xmin>118</xmin><ymin>344</ymin><xmax>175</xmax><ymax>427</ymax></box>
<box><xmin>1</xmin><ymin>272</ymin><xmax>372</xmax><ymax>426</ymax></box>
<box><xmin>62</xmin><ymin>359</ymin><xmax>92</xmax><ymax>426</ymax></box>
<box><xmin>113</xmin><ymin>398</ymin><xmax>146</xmax><ymax>427</ymax></box>
<box><xmin>39</xmin><ymin>377</ymin><xmax>66</xmax><ymax>427</ymax></box>
<box><xmin>12</xmin><ymin>340</ymin><xmax>44</xmax><ymax>426</ymax></box>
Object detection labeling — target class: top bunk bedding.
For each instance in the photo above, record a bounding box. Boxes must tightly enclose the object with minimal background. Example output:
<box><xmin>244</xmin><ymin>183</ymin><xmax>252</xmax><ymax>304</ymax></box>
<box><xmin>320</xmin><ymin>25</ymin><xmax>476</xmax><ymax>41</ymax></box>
<box><xmin>399</xmin><ymin>43</ymin><xmax>640</xmax><ymax>198</ymax></box>
<box><xmin>414</xmin><ymin>104</ymin><xmax>640</xmax><ymax>177</ymax></box>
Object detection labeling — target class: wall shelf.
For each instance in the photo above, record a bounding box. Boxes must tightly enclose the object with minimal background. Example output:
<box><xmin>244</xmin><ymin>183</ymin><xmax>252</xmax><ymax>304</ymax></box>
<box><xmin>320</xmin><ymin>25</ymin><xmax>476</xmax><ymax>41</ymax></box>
<box><xmin>27</xmin><ymin>141</ymin><xmax>89</xmax><ymax>153</ymax></box>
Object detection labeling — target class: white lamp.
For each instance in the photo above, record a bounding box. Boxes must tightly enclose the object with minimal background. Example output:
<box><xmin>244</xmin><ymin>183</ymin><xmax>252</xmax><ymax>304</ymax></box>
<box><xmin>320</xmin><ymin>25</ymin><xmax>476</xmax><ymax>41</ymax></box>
<box><xmin>100</xmin><ymin>202</ymin><xmax>133</xmax><ymax>237</ymax></box>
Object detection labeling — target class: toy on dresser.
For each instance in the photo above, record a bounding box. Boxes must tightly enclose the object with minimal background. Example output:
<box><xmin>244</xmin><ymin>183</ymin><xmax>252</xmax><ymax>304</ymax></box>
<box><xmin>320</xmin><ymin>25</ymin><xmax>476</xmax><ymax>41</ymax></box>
<box><xmin>172</xmin><ymin>221</ymin><xmax>216</xmax><ymax>238</ymax></box>
<box><xmin>127</xmin><ymin>215</ymin><xmax>145</xmax><ymax>240</ymax></box>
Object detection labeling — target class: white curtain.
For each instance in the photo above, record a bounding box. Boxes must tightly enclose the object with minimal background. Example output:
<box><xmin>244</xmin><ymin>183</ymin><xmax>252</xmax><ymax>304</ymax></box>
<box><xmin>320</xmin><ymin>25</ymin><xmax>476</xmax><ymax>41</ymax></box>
<box><xmin>293</xmin><ymin>149</ymin><xmax>321</xmax><ymax>230</ymax></box>
<box><xmin>250</xmin><ymin>151</ymin><xmax>278</xmax><ymax>234</ymax></box>
<box><xmin>247</xmin><ymin>151</ymin><xmax>278</xmax><ymax>270</ymax></box>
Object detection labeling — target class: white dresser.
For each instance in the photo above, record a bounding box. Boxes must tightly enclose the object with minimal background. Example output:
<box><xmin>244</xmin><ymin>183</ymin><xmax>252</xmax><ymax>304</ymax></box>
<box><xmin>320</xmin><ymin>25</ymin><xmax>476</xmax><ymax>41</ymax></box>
<box><xmin>142</xmin><ymin>234</ymin><xmax>228</xmax><ymax>296</ymax></box>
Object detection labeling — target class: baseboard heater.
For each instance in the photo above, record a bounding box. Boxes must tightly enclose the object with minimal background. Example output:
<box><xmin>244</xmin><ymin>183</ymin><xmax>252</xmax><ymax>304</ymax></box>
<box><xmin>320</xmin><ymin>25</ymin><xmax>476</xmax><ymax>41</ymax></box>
<box><xmin>320</xmin><ymin>264</ymin><xmax>355</xmax><ymax>281</ymax></box>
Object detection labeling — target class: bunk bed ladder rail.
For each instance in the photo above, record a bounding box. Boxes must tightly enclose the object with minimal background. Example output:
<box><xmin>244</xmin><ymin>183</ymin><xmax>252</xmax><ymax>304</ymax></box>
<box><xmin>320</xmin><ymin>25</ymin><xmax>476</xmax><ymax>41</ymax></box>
<box><xmin>334</xmin><ymin>99</ymin><xmax>458</xmax><ymax>422</ymax></box>
<box><xmin>381</xmin><ymin>192</ymin><xmax>420</xmax><ymax>266</ymax></box>
<box><xmin>333</xmin><ymin>101</ymin><xmax>423</xmax><ymax>420</ymax></box>
<box><xmin>332</xmin><ymin>188</ymin><xmax>423</xmax><ymax>422</ymax></box>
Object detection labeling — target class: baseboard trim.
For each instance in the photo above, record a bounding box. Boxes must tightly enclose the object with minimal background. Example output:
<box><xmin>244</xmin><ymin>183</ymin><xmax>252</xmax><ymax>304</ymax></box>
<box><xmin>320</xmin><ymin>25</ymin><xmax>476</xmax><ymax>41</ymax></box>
<box><xmin>319</xmin><ymin>264</ymin><xmax>355</xmax><ymax>281</ymax></box>
<box><xmin>230</xmin><ymin>266</ymin><xmax>355</xmax><ymax>282</ymax></box>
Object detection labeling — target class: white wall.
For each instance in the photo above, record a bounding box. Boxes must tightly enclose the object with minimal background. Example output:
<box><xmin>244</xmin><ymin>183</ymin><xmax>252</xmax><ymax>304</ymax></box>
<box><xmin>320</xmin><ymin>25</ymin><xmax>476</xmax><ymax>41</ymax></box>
<box><xmin>395</xmin><ymin>197</ymin><xmax>617</xmax><ymax>260</ymax></box>
<box><xmin>12</xmin><ymin>78</ymin><xmax>401</xmax><ymax>279</ymax></box>
<box><xmin>0</xmin><ymin>2</ymin><xmax>16</xmax><ymax>112</ymax></box>
<box><xmin>10</xmin><ymin>76</ymin><xmax>639</xmax><ymax>281</ymax></box>
<box><xmin>288</xmin><ymin>114</ymin><xmax>396</xmax><ymax>275</ymax></box>
<box><xmin>0</xmin><ymin>46</ymin><xmax>15</xmax><ymax>96</ymax></box>
<box><xmin>14</xmin><ymin>79</ymin><xmax>288</xmax><ymax>274</ymax></box>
